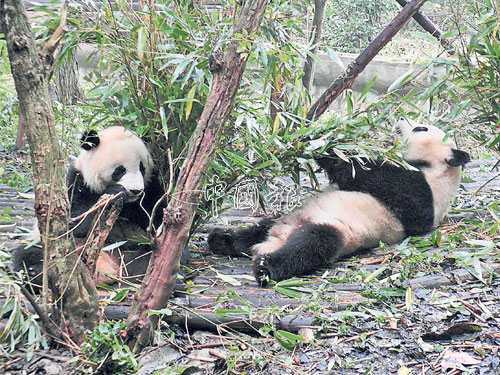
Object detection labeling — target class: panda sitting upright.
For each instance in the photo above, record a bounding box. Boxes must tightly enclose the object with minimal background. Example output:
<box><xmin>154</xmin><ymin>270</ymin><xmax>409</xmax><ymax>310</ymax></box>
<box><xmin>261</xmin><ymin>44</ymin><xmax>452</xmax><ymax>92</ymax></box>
<box><xmin>208</xmin><ymin>120</ymin><xmax>471</xmax><ymax>286</ymax></box>
<box><xmin>14</xmin><ymin>126</ymin><xmax>166</xmax><ymax>286</ymax></box>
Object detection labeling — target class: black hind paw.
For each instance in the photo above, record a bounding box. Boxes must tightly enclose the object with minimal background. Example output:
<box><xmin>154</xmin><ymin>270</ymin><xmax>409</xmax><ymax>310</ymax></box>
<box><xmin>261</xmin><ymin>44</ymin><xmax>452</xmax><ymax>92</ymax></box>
<box><xmin>207</xmin><ymin>229</ymin><xmax>236</xmax><ymax>256</ymax></box>
<box><xmin>252</xmin><ymin>255</ymin><xmax>277</xmax><ymax>287</ymax></box>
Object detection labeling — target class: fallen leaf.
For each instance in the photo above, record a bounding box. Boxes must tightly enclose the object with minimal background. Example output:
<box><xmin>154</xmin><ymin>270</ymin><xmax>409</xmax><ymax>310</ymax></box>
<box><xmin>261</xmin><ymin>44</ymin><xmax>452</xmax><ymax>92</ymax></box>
<box><xmin>298</xmin><ymin>328</ymin><xmax>315</xmax><ymax>343</ymax></box>
<box><xmin>216</xmin><ymin>272</ymin><xmax>241</xmax><ymax>286</ymax></box>
<box><xmin>443</xmin><ymin>350</ymin><xmax>481</xmax><ymax>365</ymax></box>
<box><xmin>397</xmin><ymin>365</ymin><xmax>411</xmax><ymax>375</ymax></box>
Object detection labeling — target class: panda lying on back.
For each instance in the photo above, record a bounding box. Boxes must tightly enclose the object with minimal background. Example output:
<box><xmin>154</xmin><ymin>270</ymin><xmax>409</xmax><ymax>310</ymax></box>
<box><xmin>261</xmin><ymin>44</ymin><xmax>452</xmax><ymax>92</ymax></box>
<box><xmin>14</xmin><ymin>126</ymin><xmax>165</xmax><ymax>286</ymax></box>
<box><xmin>208</xmin><ymin>120</ymin><xmax>470</xmax><ymax>286</ymax></box>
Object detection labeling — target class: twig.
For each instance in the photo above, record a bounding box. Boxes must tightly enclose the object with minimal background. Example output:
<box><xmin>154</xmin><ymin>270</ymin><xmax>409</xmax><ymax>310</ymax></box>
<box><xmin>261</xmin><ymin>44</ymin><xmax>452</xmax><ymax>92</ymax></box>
<box><xmin>185</xmin><ymin>355</ymin><xmax>216</xmax><ymax>362</ymax></box>
<box><xmin>39</xmin><ymin>0</ymin><xmax>69</xmax><ymax>80</ymax></box>
<box><xmin>339</xmin><ymin>329</ymin><xmax>382</xmax><ymax>344</ymax></box>
<box><xmin>209</xmin><ymin>349</ymin><xmax>226</xmax><ymax>359</ymax></box>
<box><xmin>18</xmin><ymin>284</ymin><xmax>61</xmax><ymax>340</ymax></box>
<box><xmin>0</xmin><ymin>357</ymin><xmax>22</xmax><ymax>371</ymax></box>
<box><xmin>190</xmin><ymin>342</ymin><xmax>230</xmax><ymax>349</ymax></box>
<box><xmin>148</xmin><ymin>148</ymin><xmax>174</xmax><ymax>233</ymax></box>
<box><xmin>473</xmin><ymin>172</ymin><xmax>500</xmax><ymax>195</ymax></box>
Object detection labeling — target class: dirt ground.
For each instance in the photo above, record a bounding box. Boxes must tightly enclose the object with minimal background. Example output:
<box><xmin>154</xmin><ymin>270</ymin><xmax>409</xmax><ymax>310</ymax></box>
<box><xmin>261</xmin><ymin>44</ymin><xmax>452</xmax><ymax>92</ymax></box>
<box><xmin>0</xmin><ymin>156</ymin><xmax>499</xmax><ymax>375</ymax></box>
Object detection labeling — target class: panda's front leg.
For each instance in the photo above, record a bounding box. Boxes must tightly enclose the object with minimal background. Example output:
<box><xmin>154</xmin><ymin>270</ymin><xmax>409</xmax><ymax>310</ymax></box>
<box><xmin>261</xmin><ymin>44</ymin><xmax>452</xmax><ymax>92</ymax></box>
<box><xmin>71</xmin><ymin>184</ymin><xmax>128</xmax><ymax>238</ymax></box>
<box><xmin>252</xmin><ymin>223</ymin><xmax>343</xmax><ymax>286</ymax></box>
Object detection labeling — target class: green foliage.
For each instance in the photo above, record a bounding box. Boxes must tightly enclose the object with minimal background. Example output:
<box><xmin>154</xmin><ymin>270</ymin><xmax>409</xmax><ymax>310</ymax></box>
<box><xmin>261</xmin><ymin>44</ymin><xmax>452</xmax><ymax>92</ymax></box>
<box><xmin>0</xmin><ymin>269</ymin><xmax>46</xmax><ymax>359</ymax></box>
<box><xmin>82</xmin><ymin>320</ymin><xmax>137</xmax><ymax>374</ymax></box>
<box><xmin>0</xmin><ymin>41</ymin><xmax>19</xmax><ymax>152</ymax></box>
<box><xmin>323</xmin><ymin>0</ymin><xmax>397</xmax><ymax>53</ymax></box>
<box><xmin>382</xmin><ymin>0</ymin><xmax>500</xmax><ymax>156</ymax></box>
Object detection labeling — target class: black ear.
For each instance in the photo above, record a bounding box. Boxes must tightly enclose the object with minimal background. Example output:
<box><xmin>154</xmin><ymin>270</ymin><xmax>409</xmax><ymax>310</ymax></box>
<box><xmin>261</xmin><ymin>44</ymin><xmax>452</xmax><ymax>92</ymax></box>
<box><xmin>446</xmin><ymin>149</ymin><xmax>470</xmax><ymax>167</ymax></box>
<box><xmin>80</xmin><ymin>130</ymin><xmax>100</xmax><ymax>150</ymax></box>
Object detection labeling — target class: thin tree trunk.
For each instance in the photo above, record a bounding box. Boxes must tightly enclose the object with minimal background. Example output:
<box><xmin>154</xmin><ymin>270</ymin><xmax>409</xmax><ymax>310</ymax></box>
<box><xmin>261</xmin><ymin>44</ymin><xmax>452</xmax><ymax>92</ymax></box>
<box><xmin>302</xmin><ymin>0</ymin><xmax>326</xmax><ymax>93</ymax></box>
<box><xmin>54</xmin><ymin>52</ymin><xmax>81</xmax><ymax>105</ymax></box>
<box><xmin>394</xmin><ymin>0</ymin><xmax>452</xmax><ymax>50</ymax></box>
<box><xmin>307</xmin><ymin>0</ymin><xmax>428</xmax><ymax>121</ymax></box>
<box><xmin>126</xmin><ymin>0</ymin><xmax>269</xmax><ymax>350</ymax></box>
<box><xmin>1</xmin><ymin>0</ymin><xmax>99</xmax><ymax>344</ymax></box>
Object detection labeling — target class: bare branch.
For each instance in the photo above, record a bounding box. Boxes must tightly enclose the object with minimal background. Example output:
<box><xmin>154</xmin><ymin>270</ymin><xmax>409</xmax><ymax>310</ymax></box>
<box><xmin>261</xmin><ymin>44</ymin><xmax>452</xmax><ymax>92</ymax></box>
<box><xmin>307</xmin><ymin>0</ymin><xmax>428</xmax><ymax>121</ymax></box>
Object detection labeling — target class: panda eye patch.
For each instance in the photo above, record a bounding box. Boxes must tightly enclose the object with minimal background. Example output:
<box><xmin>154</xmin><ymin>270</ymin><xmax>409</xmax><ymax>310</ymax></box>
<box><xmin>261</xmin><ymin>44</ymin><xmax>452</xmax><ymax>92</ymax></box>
<box><xmin>112</xmin><ymin>165</ymin><xmax>126</xmax><ymax>181</ymax></box>
<box><xmin>140</xmin><ymin>162</ymin><xmax>146</xmax><ymax>176</ymax></box>
<box><xmin>412</xmin><ymin>126</ymin><xmax>428</xmax><ymax>133</ymax></box>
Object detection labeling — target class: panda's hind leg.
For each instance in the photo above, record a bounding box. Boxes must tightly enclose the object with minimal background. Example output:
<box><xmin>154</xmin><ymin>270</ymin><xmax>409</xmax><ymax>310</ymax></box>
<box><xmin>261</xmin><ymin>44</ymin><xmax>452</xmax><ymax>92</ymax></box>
<box><xmin>208</xmin><ymin>218</ymin><xmax>275</xmax><ymax>257</ymax></box>
<box><xmin>252</xmin><ymin>223</ymin><xmax>343</xmax><ymax>286</ymax></box>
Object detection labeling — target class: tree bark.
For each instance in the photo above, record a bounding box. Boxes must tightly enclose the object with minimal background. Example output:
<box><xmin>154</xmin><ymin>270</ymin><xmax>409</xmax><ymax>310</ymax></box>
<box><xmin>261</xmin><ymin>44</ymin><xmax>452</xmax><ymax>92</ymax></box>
<box><xmin>302</xmin><ymin>0</ymin><xmax>326</xmax><ymax>93</ymax></box>
<box><xmin>307</xmin><ymin>0</ymin><xmax>428</xmax><ymax>121</ymax></box>
<box><xmin>79</xmin><ymin>193</ymin><xmax>124</xmax><ymax>278</ymax></box>
<box><xmin>1</xmin><ymin>0</ymin><xmax>99</xmax><ymax>344</ymax></box>
<box><xmin>15</xmin><ymin>108</ymin><xmax>27</xmax><ymax>150</ymax></box>
<box><xmin>53</xmin><ymin>52</ymin><xmax>82</xmax><ymax>105</ymax></box>
<box><xmin>126</xmin><ymin>0</ymin><xmax>269</xmax><ymax>350</ymax></box>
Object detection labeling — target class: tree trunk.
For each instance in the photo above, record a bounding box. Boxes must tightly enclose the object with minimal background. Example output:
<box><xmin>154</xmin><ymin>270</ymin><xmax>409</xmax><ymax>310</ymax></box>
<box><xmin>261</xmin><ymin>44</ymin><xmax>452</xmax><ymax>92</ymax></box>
<box><xmin>53</xmin><ymin>52</ymin><xmax>81</xmax><ymax>105</ymax></box>
<box><xmin>302</xmin><ymin>0</ymin><xmax>326</xmax><ymax>93</ymax></box>
<box><xmin>307</xmin><ymin>0</ymin><xmax>428</xmax><ymax>121</ymax></box>
<box><xmin>394</xmin><ymin>0</ymin><xmax>452</xmax><ymax>49</ymax></box>
<box><xmin>126</xmin><ymin>0</ymin><xmax>269</xmax><ymax>350</ymax></box>
<box><xmin>1</xmin><ymin>0</ymin><xmax>99</xmax><ymax>344</ymax></box>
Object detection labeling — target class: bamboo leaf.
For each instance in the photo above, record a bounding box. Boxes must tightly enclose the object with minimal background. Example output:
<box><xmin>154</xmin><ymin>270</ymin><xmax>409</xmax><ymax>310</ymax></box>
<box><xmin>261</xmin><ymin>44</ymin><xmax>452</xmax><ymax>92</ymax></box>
<box><xmin>185</xmin><ymin>85</ymin><xmax>196</xmax><ymax>121</ymax></box>
<box><xmin>137</xmin><ymin>26</ymin><xmax>147</xmax><ymax>60</ymax></box>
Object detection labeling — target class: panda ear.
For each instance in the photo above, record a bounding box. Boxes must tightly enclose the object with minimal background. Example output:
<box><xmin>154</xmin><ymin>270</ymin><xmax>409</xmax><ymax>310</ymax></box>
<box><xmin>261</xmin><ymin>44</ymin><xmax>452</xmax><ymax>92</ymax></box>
<box><xmin>80</xmin><ymin>130</ymin><xmax>100</xmax><ymax>150</ymax></box>
<box><xmin>446</xmin><ymin>149</ymin><xmax>470</xmax><ymax>167</ymax></box>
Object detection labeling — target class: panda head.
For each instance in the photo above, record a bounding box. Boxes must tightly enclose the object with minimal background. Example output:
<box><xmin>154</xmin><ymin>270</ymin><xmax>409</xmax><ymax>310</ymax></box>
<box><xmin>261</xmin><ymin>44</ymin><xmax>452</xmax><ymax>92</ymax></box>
<box><xmin>393</xmin><ymin>119</ymin><xmax>470</xmax><ymax>170</ymax></box>
<box><xmin>75</xmin><ymin>126</ymin><xmax>154</xmax><ymax>201</ymax></box>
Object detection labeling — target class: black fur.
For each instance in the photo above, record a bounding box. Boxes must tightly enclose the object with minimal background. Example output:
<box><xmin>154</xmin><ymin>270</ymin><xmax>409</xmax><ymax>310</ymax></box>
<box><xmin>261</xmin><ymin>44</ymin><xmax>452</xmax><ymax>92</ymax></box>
<box><xmin>67</xmin><ymin>166</ymin><xmax>165</xmax><ymax>237</ymax></box>
<box><xmin>253</xmin><ymin>223</ymin><xmax>343</xmax><ymax>286</ymax></box>
<box><xmin>316</xmin><ymin>156</ymin><xmax>435</xmax><ymax>235</ymax></box>
<box><xmin>208</xmin><ymin>218</ymin><xmax>275</xmax><ymax>257</ymax></box>
<box><xmin>14</xmin><ymin>131</ymin><xmax>170</xmax><ymax>290</ymax></box>
<box><xmin>80</xmin><ymin>130</ymin><xmax>100</xmax><ymax>150</ymax></box>
<box><xmin>12</xmin><ymin>246</ymin><xmax>43</xmax><ymax>292</ymax></box>
<box><xmin>446</xmin><ymin>149</ymin><xmax>471</xmax><ymax>167</ymax></box>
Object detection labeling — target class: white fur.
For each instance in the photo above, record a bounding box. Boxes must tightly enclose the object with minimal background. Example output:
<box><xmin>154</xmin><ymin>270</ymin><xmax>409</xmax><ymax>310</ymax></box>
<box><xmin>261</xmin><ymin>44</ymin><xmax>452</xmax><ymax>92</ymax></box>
<box><xmin>253</xmin><ymin>119</ymin><xmax>464</xmax><ymax>259</ymax></box>
<box><xmin>253</xmin><ymin>190</ymin><xmax>405</xmax><ymax>258</ymax></box>
<box><xmin>393</xmin><ymin>119</ymin><xmax>462</xmax><ymax>225</ymax></box>
<box><xmin>75</xmin><ymin>126</ymin><xmax>154</xmax><ymax>195</ymax></box>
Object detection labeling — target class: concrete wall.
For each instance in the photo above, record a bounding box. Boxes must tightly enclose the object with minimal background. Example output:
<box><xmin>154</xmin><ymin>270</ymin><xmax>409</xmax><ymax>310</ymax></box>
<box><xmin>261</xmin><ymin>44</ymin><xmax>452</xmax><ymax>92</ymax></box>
<box><xmin>76</xmin><ymin>45</ymin><xmax>429</xmax><ymax>109</ymax></box>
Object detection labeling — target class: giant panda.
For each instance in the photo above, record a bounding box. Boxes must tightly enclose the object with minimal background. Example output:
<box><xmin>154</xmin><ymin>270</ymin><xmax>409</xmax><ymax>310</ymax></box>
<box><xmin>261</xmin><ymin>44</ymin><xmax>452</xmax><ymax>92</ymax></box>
<box><xmin>13</xmin><ymin>126</ymin><xmax>166</xmax><ymax>288</ymax></box>
<box><xmin>208</xmin><ymin>119</ymin><xmax>471</xmax><ymax>286</ymax></box>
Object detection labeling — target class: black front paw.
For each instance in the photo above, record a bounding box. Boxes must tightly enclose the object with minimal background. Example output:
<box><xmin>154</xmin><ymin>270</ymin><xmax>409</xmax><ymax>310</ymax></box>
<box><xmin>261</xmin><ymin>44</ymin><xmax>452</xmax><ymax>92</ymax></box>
<box><xmin>104</xmin><ymin>183</ymin><xmax>127</xmax><ymax>196</ymax></box>
<box><xmin>252</xmin><ymin>255</ymin><xmax>278</xmax><ymax>287</ymax></box>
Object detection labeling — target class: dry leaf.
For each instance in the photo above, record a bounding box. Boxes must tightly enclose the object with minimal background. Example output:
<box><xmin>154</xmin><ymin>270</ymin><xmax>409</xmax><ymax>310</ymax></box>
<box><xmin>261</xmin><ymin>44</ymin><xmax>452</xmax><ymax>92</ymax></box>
<box><xmin>216</xmin><ymin>272</ymin><xmax>241</xmax><ymax>286</ymax></box>
<box><xmin>443</xmin><ymin>350</ymin><xmax>481</xmax><ymax>365</ymax></box>
<box><xmin>298</xmin><ymin>328</ymin><xmax>315</xmax><ymax>343</ymax></box>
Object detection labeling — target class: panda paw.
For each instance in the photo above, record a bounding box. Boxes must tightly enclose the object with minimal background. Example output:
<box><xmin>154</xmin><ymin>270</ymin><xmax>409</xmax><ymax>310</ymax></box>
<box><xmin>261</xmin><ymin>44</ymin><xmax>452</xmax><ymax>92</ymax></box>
<box><xmin>207</xmin><ymin>229</ymin><xmax>234</xmax><ymax>255</ymax></box>
<box><xmin>104</xmin><ymin>184</ymin><xmax>129</xmax><ymax>200</ymax></box>
<box><xmin>252</xmin><ymin>255</ymin><xmax>277</xmax><ymax>287</ymax></box>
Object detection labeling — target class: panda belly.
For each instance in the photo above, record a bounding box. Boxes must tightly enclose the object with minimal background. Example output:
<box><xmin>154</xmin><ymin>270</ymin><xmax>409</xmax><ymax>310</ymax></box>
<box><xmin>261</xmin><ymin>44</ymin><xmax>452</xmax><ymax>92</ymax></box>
<box><xmin>252</xmin><ymin>191</ymin><xmax>405</xmax><ymax>258</ymax></box>
<box><xmin>305</xmin><ymin>191</ymin><xmax>405</xmax><ymax>256</ymax></box>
